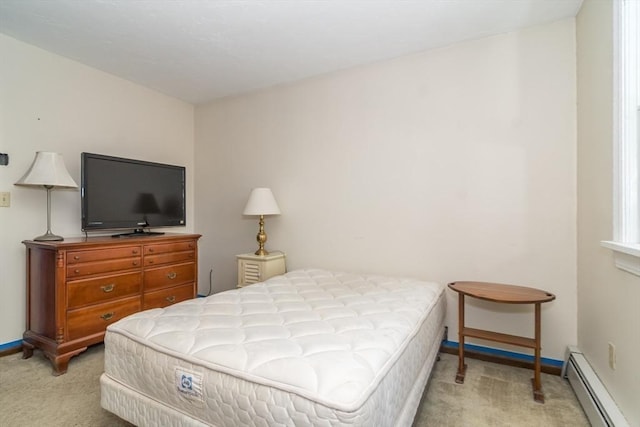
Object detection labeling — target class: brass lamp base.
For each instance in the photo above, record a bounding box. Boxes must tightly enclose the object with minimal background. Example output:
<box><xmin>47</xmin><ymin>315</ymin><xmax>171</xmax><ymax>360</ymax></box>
<box><xmin>254</xmin><ymin>215</ymin><xmax>269</xmax><ymax>256</ymax></box>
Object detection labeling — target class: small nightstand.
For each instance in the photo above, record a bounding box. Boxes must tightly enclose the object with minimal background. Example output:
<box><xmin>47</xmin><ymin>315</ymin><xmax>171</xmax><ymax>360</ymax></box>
<box><xmin>236</xmin><ymin>251</ymin><xmax>286</xmax><ymax>287</ymax></box>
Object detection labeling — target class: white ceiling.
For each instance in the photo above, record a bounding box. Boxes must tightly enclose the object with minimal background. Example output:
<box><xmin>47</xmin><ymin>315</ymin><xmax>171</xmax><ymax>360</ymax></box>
<box><xmin>0</xmin><ymin>0</ymin><xmax>583</xmax><ymax>104</ymax></box>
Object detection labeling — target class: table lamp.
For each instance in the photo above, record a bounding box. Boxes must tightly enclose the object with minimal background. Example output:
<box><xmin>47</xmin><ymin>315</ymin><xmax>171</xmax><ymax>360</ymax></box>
<box><xmin>15</xmin><ymin>151</ymin><xmax>77</xmax><ymax>241</ymax></box>
<box><xmin>243</xmin><ymin>188</ymin><xmax>280</xmax><ymax>256</ymax></box>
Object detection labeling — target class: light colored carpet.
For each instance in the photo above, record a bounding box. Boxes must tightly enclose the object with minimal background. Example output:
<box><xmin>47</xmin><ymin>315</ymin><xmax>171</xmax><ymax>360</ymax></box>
<box><xmin>414</xmin><ymin>353</ymin><xmax>590</xmax><ymax>427</ymax></box>
<box><xmin>0</xmin><ymin>345</ymin><xmax>589</xmax><ymax>426</ymax></box>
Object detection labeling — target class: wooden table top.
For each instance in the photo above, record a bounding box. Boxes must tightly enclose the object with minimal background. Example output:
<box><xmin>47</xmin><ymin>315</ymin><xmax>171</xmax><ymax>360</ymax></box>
<box><xmin>448</xmin><ymin>281</ymin><xmax>555</xmax><ymax>304</ymax></box>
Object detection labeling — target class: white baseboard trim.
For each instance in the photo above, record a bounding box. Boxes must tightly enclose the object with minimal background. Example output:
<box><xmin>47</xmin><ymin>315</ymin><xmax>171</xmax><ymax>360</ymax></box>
<box><xmin>562</xmin><ymin>346</ymin><xmax>629</xmax><ymax>427</ymax></box>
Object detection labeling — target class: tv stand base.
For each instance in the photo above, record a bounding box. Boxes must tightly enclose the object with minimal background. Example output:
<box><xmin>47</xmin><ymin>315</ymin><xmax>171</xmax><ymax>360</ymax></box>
<box><xmin>112</xmin><ymin>229</ymin><xmax>165</xmax><ymax>238</ymax></box>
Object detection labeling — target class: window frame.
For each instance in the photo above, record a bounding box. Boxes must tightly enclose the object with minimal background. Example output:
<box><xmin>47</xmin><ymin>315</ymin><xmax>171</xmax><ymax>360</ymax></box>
<box><xmin>601</xmin><ymin>0</ymin><xmax>640</xmax><ymax>276</ymax></box>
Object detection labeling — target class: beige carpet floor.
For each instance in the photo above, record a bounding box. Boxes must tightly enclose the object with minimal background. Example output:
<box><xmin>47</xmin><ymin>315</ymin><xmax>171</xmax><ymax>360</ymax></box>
<box><xmin>414</xmin><ymin>353</ymin><xmax>590</xmax><ymax>427</ymax></box>
<box><xmin>0</xmin><ymin>345</ymin><xmax>589</xmax><ymax>426</ymax></box>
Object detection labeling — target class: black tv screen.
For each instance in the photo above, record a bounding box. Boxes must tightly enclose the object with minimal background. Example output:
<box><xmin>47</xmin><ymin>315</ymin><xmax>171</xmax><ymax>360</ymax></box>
<box><xmin>81</xmin><ymin>153</ymin><xmax>186</xmax><ymax>234</ymax></box>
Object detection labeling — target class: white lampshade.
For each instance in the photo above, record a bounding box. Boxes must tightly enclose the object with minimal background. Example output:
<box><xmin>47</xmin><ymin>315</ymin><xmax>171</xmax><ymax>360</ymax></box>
<box><xmin>243</xmin><ymin>188</ymin><xmax>281</xmax><ymax>216</ymax></box>
<box><xmin>15</xmin><ymin>152</ymin><xmax>77</xmax><ymax>188</ymax></box>
<box><xmin>15</xmin><ymin>151</ymin><xmax>77</xmax><ymax>242</ymax></box>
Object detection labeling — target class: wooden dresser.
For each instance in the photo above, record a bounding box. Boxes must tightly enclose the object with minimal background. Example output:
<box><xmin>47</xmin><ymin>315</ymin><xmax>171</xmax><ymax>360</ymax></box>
<box><xmin>22</xmin><ymin>233</ymin><xmax>201</xmax><ymax>375</ymax></box>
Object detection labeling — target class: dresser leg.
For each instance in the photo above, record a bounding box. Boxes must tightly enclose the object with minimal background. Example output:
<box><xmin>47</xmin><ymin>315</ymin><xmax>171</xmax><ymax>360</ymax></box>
<box><xmin>44</xmin><ymin>347</ymin><xmax>87</xmax><ymax>376</ymax></box>
<box><xmin>22</xmin><ymin>341</ymin><xmax>34</xmax><ymax>359</ymax></box>
<box><xmin>49</xmin><ymin>353</ymin><xmax>70</xmax><ymax>376</ymax></box>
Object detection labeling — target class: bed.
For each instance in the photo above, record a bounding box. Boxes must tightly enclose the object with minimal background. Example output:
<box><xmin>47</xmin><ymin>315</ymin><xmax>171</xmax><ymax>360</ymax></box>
<box><xmin>100</xmin><ymin>269</ymin><xmax>446</xmax><ymax>426</ymax></box>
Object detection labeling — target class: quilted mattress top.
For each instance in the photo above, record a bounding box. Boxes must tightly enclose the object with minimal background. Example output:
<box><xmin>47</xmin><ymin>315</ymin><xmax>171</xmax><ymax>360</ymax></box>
<box><xmin>106</xmin><ymin>269</ymin><xmax>444</xmax><ymax>412</ymax></box>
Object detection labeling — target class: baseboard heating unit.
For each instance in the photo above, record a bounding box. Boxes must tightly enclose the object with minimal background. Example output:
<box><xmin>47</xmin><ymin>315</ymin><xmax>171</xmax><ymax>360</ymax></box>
<box><xmin>562</xmin><ymin>346</ymin><xmax>629</xmax><ymax>427</ymax></box>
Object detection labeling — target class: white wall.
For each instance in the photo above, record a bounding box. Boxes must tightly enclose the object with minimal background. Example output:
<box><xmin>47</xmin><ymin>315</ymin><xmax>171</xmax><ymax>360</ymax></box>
<box><xmin>0</xmin><ymin>34</ymin><xmax>195</xmax><ymax>345</ymax></box>
<box><xmin>195</xmin><ymin>19</ymin><xmax>577</xmax><ymax>360</ymax></box>
<box><xmin>577</xmin><ymin>1</ymin><xmax>640</xmax><ymax>425</ymax></box>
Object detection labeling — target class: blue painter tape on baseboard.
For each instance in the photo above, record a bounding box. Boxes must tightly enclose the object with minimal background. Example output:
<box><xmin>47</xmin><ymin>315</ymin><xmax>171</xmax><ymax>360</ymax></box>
<box><xmin>443</xmin><ymin>340</ymin><xmax>563</xmax><ymax>368</ymax></box>
<box><xmin>0</xmin><ymin>339</ymin><xmax>22</xmax><ymax>352</ymax></box>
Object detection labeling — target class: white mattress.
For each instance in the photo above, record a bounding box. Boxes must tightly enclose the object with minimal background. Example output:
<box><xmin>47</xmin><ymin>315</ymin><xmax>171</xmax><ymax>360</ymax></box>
<box><xmin>101</xmin><ymin>269</ymin><xmax>446</xmax><ymax>426</ymax></box>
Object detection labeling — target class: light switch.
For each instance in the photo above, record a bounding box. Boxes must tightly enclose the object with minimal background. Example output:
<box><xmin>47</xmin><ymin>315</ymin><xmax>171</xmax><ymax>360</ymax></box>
<box><xmin>0</xmin><ymin>192</ymin><xmax>10</xmax><ymax>207</ymax></box>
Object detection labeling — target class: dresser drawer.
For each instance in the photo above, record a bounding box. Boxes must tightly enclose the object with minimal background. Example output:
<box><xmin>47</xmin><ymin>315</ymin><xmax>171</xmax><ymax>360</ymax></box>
<box><xmin>67</xmin><ymin>246</ymin><xmax>142</xmax><ymax>264</ymax></box>
<box><xmin>67</xmin><ymin>272</ymin><xmax>142</xmax><ymax>309</ymax></box>
<box><xmin>144</xmin><ymin>241</ymin><xmax>196</xmax><ymax>256</ymax></box>
<box><xmin>144</xmin><ymin>263</ymin><xmax>195</xmax><ymax>291</ymax></box>
<box><xmin>66</xmin><ymin>257</ymin><xmax>141</xmax><ymax>278</ymax></box>
<box><xmin>144</xmin><ymin>250</ymin><xmax>195</xmax><ymax>267</ymax></box>
<box><xmin>143</xmin><ymin>283</ymin><xmax>195</xmax><ymax>310</ymax></box>
<box><xmin>67</xmin><ymin>296</ymin><xmax>140</xmax><ymax>341</ymax></box>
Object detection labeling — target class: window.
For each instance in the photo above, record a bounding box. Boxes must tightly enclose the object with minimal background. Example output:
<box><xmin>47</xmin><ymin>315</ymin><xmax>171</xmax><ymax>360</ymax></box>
<box><xmin>601</xmin><ymin>0</ymin><xmax>640</xmax><ymax>276</ymax></box>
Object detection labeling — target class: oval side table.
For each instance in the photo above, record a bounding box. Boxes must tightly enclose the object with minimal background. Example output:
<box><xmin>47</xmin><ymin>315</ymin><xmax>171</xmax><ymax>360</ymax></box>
<box><xmin>448</xmin><ymin>281</ymin><xmax>556</xmax><ymax>403</ymax></box>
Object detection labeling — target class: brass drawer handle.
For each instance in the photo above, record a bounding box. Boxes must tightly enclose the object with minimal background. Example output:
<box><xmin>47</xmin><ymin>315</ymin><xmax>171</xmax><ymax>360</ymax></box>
<box><xmin>74</xmin><ymin>255</ymin><xmax>80</xmax><ymax>260</ymax></box>
<box><xmin>132</xmin><ymin>261</ymin><xmax>139</xmax><ymax>266</ymax></box>
<box><xmin>166</xmin><ymin>296</ymin><xmax>176</xmax><ymax>303</ymax></box>
<box><xmin>148</xmin><ymin>248</ymin><xmax>155</xmax><ymax>253</ymax></box>
<box><xmin>132</xmin><ymin>249</ymin><xmax>139</xmax><ymax>254</ymax></box>
<box><xmin>167</xmin><ymin>272</ymin><xmax>177</xmax><ymax>280</ymax></box>
<box><xmin>100</xmin><ymin>312</ymin><xmax>114</xmax><ymax>321</ymax></box>
<box><xmin>74</xmin><ymin>269</ymin><xmax>80</xmax><ymax>274</ymax></box>
<box><xmin>101</xmin><ymin>284</ymin><xmax>115</xmax><ymax>293</ymax></box>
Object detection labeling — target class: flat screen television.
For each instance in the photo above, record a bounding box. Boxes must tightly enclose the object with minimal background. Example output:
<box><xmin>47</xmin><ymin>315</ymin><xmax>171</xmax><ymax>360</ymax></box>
<box><xmin>81</xmin><ymin>152</ymin><xmax>186</xmax><ymax>236</ymax></box>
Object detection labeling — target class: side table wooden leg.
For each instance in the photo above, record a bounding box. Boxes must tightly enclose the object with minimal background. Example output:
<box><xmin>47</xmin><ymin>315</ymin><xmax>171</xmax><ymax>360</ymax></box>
<box><xmin>532</xmin><ymin>302</ymin><xmax>544</xmax><ymax>403</ymax></box>
<box><xmin>455</xmin><ymin>293</ymin><xmax>467</xmax><ymax>384</ymax></box>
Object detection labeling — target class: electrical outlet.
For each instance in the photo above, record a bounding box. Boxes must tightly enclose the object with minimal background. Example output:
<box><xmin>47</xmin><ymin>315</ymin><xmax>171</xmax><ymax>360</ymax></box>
<box><xmin>0</xmin><ymin>192</ymin><xmax>9</xmax><ymax>207</ymax></box>
<box><xmin>608</xmin><ymin>342</ymin><xmax>616</xmax><ymax>370</ymax></box>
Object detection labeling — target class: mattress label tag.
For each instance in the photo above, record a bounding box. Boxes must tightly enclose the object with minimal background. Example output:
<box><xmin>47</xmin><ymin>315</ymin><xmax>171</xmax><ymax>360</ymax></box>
<box><xmin>175</xmin><ymin>368</ymin><xmax>204</xmax><ymax>402</ymax></box>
